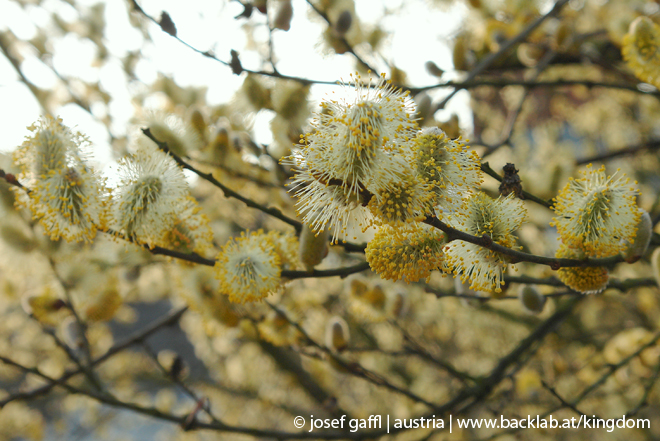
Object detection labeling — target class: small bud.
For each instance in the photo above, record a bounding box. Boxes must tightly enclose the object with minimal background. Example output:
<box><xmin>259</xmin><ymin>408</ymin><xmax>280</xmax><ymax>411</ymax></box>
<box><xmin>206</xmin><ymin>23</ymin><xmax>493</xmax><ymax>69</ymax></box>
<box><xmin>414</xmin><ymin>92</ymin><xmax>432</xmax><ymax>124</ymax></box>
<box><xmin>61</xmin><ymin>316</ymin><xmax>84</xmax><ymax>352</ymax></box>
<box><xmin>21</xmin><ymin>290</ymin><xmax>67</xmax><ymax>325</ymax></box>
<box><xmin>254</xmin><ymin>0</ymin><xmax>267</xmax><ymax>14</ymax></box>
<box><xmin>552</xmin><ymin>21</ymin><xmax>572</xmax><ymax>50</ymax></box>
<box><xmin>0</xmin><ymin>223</ymin><xmax>38</xmax><ymax>253</ymax></box>
<box><xmin>390</xmin><ymin>291</ymin><xmax>408</xmax><ymax>318</ymax></box>
<box><xmin>389</xmin><ymin>66</ymin><xmax>407</xmax><ymax>86</ymax></box>
<box><xmin>211</xmin><ymin>126</ymin><xmax>230</xmax><ymax>162</ymax></box>
<box><xmin>234</xmin><ymin>2</ymin><xmax>253</xmax><ymax>19</ymax></box>
<box><xmin>170</xmin><ymin>355</ymin><xmax>187</xmax><ymax>381</ymax></box>
<box><xmin>364</xmin><ymin>284</ymin><xmax>387</xmax><ymax>309</ymax></box>
<box><xmin>519</xmin><ymin>285</ymin><xmax>546</xmax><ymax>314</ymax></box>
<box><xmin>241</xmin><ymin>74</ymin><xmax>271</xmax><ymax>111</ymax></box>
<box><xmin>517</xmin><ymin>43</ymin><xmax>545</xmax><ymax>68</ymax></box>
<box><xmin>348</xmin><ymin>276</ymin><xmax>369</xmax><ymax>298</ymax></box>
<box><xmin>85</xmin><ymin>287</ymin><xmax>122</xmax><ymax>322</ymax></box>
<box><xmin>621</xmin><ymin>209</ymin><xmax>652</xmax><ymax>263</ymax></box>
<box><xmin>334</xmin><ymin>10</ymin><xmax>353</xmax><ymax>36</ymax></box>
<box><xmin>425</xmin><ymin>61</ymin><xmax>444</xmax><ymax>77</ymax></box>
<box><xmin>652</xmin><ymin>248</ymin><xmax>660</xmax><ymax>289</ymax></box>
<box><xmin>452</xmin><ymin>34</ymin><xmax>470</xmax><ymax>71</ymax></box>
<box><xmin>189</xmin><ymin>109</ymin><xmax>208</xmax><ymax>146</ymax></box>
<box><xmin>273</xmin><ymin>0</ymin><xmax>293</xmax><ymax>31</ymax></box>
<box><xmin>299</xmin><ymin>225</ymin><xmax>329</xmax><ymax>271</ymax></box>
<box><xmin>159</xmin><ymin>11</ymin><xmax>177</xmax><ymax>37</ymax></box>
<box><xmin>325</xmin><ymin>316</ymin><xmax>350</xmax><ymax>352</ymax></box>
<box><xmin>158</xmin><ymin>350</ymin><xmax>189</xmax><ymax>380</ymax></box>
<box><xmin>499</xmin><ymin>163</ymin><xmax>524</xmax><ymax>199</ymax></box>
<box><xmin>230</xmin><ymin>49</ymin><xmax>243</xmax><ymax>75</ymax></box>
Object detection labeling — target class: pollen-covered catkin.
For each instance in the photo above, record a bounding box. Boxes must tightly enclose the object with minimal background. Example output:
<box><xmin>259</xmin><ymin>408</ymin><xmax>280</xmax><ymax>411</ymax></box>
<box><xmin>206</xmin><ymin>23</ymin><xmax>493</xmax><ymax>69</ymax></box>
<box><xmin>555</xmin><ymin>243</ymin><xmax>609</xmax><ymax>294</ymax></box>
<box><xmin>214</xmin><ymin>230</ymin><xmax>282</xmax><ymax>303</ymax></box>
<box><xmin>551</xmin><ymin>164</ymin><xmax>640</xmax><ymax>258</ymax></box>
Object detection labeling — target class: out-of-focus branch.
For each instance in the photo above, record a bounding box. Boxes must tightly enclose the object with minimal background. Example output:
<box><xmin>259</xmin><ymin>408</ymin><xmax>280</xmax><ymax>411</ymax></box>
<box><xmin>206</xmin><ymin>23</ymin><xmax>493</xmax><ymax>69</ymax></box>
<box><xmin>304</xmin><ymin>0</ymin><xmax>378</xmax><ymax>74</ymax></box>
<box><xmin>576</xmin><ymin>140</ymin><xmax>660</xmax><ymax>165</ymax></box>
<box><xmin>0</xmin><ymin>306</ymin><xmax>187</xmax><ymax>408</ymax></box>
<box><xmin>424</xmin><ymin>216</ymin><xmax>624</xmax><ymax>269</ymax></box>
<box><xmin>265</xmin><ymin>302</ymin><xmax>440</xmax><ymax>409</ymax></box>
<box><xmin>432</xmin><ymin>0</ymin><xmax>571</xmax><ymax>112</ymax></box>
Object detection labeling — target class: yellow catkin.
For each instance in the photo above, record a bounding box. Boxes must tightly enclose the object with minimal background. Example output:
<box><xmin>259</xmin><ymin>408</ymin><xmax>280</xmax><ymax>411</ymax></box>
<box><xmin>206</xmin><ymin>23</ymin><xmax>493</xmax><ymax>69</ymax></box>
<box><xmin>555</xmin><ymin>243</ymin><xmax>609</xmax><ymax>294</ymax></box>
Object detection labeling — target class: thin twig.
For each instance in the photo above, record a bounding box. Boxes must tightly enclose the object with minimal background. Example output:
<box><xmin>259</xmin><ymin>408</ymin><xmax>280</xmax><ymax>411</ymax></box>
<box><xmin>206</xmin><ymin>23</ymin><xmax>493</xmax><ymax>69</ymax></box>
<box><xmin>433</xmin><ymin>0</ymin><xmax>570</xmax><ymax>111</ymax></box>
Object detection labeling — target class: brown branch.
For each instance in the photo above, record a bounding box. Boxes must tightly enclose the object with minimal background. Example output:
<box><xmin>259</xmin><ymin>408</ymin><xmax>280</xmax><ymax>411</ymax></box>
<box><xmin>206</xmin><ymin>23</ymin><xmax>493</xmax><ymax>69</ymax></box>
<box><xmin>0</xmin><ymin>306</ymin><xmax>188</xmax><ymax>408</ymax></box>
<box><xmin>433</xmin><ymin>0</ymin><xmax>570</xmax><ymax>111</ymax></box>
<box><xmin>411</xmin><ymin>79</ymin><xmax>660</xmax><ymax>96</ymax></box>
<box><xmin>576</xmin><ymin>140</ymin><xmax>660</xmax><ymax>165</ymax></box>
<box><xmin>424</xmin><ymin>216</ymin><xmax>624</xmax><ymax>269</ymax></box>
<box><xmin>571</xmin><ymin>330</ymin><xmax>660</xmax><ymax>406</ymax></box>
<box><xmin>480</xmin><ymin>162</ymin><xmax>552</xmax><ymax>208</ymax></box>
<box><xmin>142</xmin><ymin>127</ymin><xmax>303</xmax><ymax>233</ymax></box>
<box><xmin>304</xmin><ymin>0</ymin><xmax>379</xmax><ymax>74</ymax></box>
<box><xmin>265</xmin><ymin>302</ymin><xmax>440</xmax><ymax>409</ymax></box>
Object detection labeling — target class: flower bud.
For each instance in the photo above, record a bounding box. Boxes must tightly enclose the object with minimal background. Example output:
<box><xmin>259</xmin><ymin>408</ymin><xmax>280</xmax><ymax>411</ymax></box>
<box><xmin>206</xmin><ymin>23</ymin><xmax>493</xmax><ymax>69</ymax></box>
<box><xmin>552</xmin><ymin>21</ymin><xmax>572</xmax><ymax>50</ymax></box>
<box><xmin>211</xmin><ymin>126</ymin><xmax>230</xmax><ymax>162</ymax></box>
<box><xmin>189</xmin><ymin>109</ymin><xmax>208</xmax><ymax>146</ymax></box>
<box><xmin>271</xmin><ymin>80</ymin><xmax>310</xmax><ymax>120</ymax></box>
<box><xmin>652</xmin><ymin>248</ymin><xmax>660</xmax><ymax>289</ymax></box>
<box><xmin>621</xmin><ymin>209</ymin><xmax>652</xmax><ymax>263</ymax></box>
<box><xmin>348</xmin><ymin>276</ymin><xmax>369</xmax><ymax>298</ymax></box>
<box><xmin>254</xmin><ymin>0</ymin><xmax>267</xmax><ymax>14</ymax></box>
<box><xmin>334</xmin><ymin>10</ymin><xmax>352</xmax><ymax>36</ymax></box>
<box><xmin>61</xmin><ymin>316</ymin><xmax>84</xmax><ymax>352</ymax></box>
<box><xmin>414</xmin><ymin>92</ymin><xmax>433</xmax><ymax>124</ymax></box>
<box><xmin>158</xmin><ymin>350</ymin><xmax>189</xmax><ymax>380</ymax></box>
<box><xmin>325</xmin><ymin>316</ymin><xmax>350</xmax><ymax>352</ymax></box>
<box><xmin>0</xmin><ymin>223</ymin><xmax>37</xmax><ymax>253</ymax></box>
<box><xmin>146</xmin><ymin>112</ymin><xmax>202</xmax><ymax>157</ymax></box>
<box><xmin>390</xmin><ymin>291</ymin><xmax>408</xmax><ymax>318</ymax></box>
<box><xmin>519</xmin><ymin>285</ymin><xmax>546</xmax><ymax>314</ymax></box>
<box><xmin>241</xmin><ymin>74</ymin><xmax>271</xmax><ymax>111</ymax></box>
<box><xmin>273</xmin><ymin>0</ymin><xmax>293</xmax><ymax>31</ymax></box>
<box><xmin>299</xmin><ymin>225</ymin><xmax>329</xmax><ymax>271</ymax></box>
<box><xmin>364</xmin><ymin>284</ymin><xmax>386</xmax><ymax>309</ymax></box>
<box><xmin>425</xmin><ymin>61</ymin><xmax>444</xmax><ymax>77</ymax></box>
<box><xmin>85</xmin><ymin>287</ymin><xmax>122</xmax><ymax>322</ymax></box>
<box><xmin>517</xmin><ymin>43</ymin><xmax>545</xmax><ymax>68</ymax></box>
<box><xmin>452</xmin><ymin>33</ymin><xmax>471</xmax><ymax>71</ymax></box>
<box><xmin>21</xmin><ymin>289</ymin><xmax>67</xmax><ymax>325</ymax></box>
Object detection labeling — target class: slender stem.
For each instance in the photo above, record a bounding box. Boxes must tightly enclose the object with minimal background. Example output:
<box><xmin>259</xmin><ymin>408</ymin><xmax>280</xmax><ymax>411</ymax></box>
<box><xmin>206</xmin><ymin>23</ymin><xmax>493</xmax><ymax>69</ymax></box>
<box><xmin>433</xmin><ymin>0</ymin><xmax>570</xmax><ymax>111</ymax></box>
